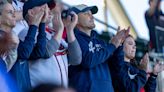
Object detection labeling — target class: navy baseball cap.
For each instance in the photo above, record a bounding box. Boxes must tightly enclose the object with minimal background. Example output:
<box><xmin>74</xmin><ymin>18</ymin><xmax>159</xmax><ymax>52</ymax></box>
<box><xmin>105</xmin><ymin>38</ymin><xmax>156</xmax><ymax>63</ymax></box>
<box><xmin>23</xmin><ymin>0</ymin><xmax>55</xmax><ymax>19</ymax></box>
<box><xmin>70</xmin><ymin>4</ymin><xmax>98</xmax><ymax>14</ymax></box>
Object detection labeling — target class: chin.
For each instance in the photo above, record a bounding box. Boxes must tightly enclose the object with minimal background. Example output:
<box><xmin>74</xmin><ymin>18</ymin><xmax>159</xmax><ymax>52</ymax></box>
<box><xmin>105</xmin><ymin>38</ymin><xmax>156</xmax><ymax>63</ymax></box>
<box><xmin>130</xmin><ymin>56</ymin><xmax>135</xmax><ymax>59</ymax></box>
<box><xmin>11</xmin><ymin>25</ymin><xmax>16</xmax><ymax>28</ymax></box>
<box><xmin>91</xmin><ymin>24</ymin><xmax>95</xmax><ymax>29</ymax></box>
<box><xmin>127</xmin><ymin>55</ymin><xmax>135</xmax><ymax>60</ymax></box>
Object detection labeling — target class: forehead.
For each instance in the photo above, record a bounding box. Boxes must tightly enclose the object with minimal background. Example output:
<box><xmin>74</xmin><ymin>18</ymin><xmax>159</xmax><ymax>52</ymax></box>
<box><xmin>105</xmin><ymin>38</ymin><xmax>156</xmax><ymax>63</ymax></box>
<box><xmin>125</xmin><ymin>36</ymin><xmax>135</xmax><ymax>43</ymax></box>
<box><xmin>2</xmin><ymin>3</ymin><xmax>14</xmax><ymax>11</ymax></box>
<box><xmin>78</xmin><ymin>10</ymin><xmax>92</xmax><ymax>15</ymax></box>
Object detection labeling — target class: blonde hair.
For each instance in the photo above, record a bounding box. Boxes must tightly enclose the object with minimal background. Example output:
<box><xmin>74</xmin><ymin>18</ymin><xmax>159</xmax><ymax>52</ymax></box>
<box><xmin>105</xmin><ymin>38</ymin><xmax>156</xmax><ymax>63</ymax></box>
<box><xmin>0</xmin><ymin>30</ymin><xmax>14</xmax><ymax>56</ymax></box>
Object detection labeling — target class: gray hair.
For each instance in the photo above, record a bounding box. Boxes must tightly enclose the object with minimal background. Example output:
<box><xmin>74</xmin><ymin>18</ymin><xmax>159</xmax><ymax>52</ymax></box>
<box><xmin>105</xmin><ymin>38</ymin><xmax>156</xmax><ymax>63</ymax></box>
<box><xmin>0</xmin><ymin>0</ymin><xmax>8</xmax><ymax>15</ymax></box>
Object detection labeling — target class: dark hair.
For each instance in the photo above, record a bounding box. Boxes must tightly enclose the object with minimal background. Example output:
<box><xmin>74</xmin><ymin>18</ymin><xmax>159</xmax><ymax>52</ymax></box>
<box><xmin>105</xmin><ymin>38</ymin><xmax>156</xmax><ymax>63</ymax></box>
<box><xmin>130</xmin><ymin>59</ymin><xmax>140</xmax><ymax>67</ymax></box>
<box><xmin>149</xmin><ymin>0</ymin><xmax>152</xmax><ymax>4</ymax></box>
<box><xmin>123</xmin><ymin>34</ymin><xmax>134</xmax><ymax>45</ymax></box>
<box><xmin>126</xmin><ymin>34</ymin><xmax>134</xmax><ymax>39</ymax></box>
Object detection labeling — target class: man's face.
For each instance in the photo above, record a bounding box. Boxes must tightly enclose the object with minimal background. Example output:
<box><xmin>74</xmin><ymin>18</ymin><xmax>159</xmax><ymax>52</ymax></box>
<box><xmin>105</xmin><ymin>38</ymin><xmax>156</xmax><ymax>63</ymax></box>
<box><xmin>77</xmin><ymin>10</ymin><xmax>95</xmax><ymax>30</ymax></box>
<box><xmin>0</xmin><ymin>3</ymin><xmax>16</xmax><ymax>29</ymax></box>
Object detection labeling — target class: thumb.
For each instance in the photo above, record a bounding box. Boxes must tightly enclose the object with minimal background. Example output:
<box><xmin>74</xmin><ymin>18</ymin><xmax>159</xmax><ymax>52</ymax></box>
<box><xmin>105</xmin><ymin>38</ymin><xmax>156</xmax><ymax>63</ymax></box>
<box><xmin>117</xmin><ymin>26</ymin><xmax>121</xmax><ymax>32</ymax></box>
<box><xmin>126</xmin><ymin>26</ymin><xmax>130</xmax><ymax>36</ymax></box>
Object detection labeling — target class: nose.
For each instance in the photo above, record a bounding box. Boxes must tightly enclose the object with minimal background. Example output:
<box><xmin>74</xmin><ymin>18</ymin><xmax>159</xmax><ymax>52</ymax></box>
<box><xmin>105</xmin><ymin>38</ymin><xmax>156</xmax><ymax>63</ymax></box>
<box><xmin>133</xmin><ymin>45</ymin><xmax>136</xmax><ymax>50</ymax></box>
<box><xmin>89</xmin><ymin>13</ymin><xmax>94</xmax><ymax>19</ymax></box>
<box><xmin>13</xmin><ymin>11</ymin><xmax>16</xmax><ymax>18</ymax></box>
<box><xmin>90</xmin><ymin>14</ymin><xmax>94</xmax><ymax>19</ymax></box>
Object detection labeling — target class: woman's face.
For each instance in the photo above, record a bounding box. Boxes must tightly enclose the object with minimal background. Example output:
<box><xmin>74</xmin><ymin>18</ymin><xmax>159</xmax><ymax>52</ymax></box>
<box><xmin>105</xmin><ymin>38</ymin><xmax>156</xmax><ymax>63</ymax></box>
<box><xmin>0</xmin><ymin>3</ymin><xmax>16</xmax><ymax>29</ymax></box>
<box><xmin>123</xmin><ymin>36</ymin><xmax>136</xmax><ymax>60</ymax></box>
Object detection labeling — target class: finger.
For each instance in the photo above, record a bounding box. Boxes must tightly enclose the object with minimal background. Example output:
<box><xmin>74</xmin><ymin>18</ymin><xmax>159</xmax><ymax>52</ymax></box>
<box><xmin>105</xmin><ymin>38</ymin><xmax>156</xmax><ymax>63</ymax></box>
<box><xmin>154</xmin><ymin>62</ymin><xmax>159</xmax><ymax>67</ymax></box>
<box><xmin>41</xmin><ymin>4</ymin><xmax>47</xmax><ymax>8</ymax></box>
<box><xmin>58</xmin><ymin>12</ymin><xmax>62</xmax><ymax>21</ymax></box>
<box><xmin>40</xmin><ymin>6</ymin><xmax>45</xmax><ymax>11</ymax></box>
<box><xmin>53</xmin><ymin>14</ymin><xmax>59</xmax><ymax>23</ymax></box>
<box><xmin>54</xmin><ymin>11</ymin><xmax>63</xmax><ymax>25</ymax></box>
<box><xmin>141</xmin><ymin>53</ymin><xmax>148</xmax><ymax>64</ymax></box>
<box><xmin>144</xmin><ymin>53</ymin><xmax>148</xmax><ymax>59</ymax></box>
<box><xmin>144</xmin><ymin>53</ymin><xmax>149</xmax><ymax>63</ymax></box>
<box><xmin>158</xmin><ymin>62</ymin><xmax>163</xmax><ymax>67</ymax></box>
<box><xmin>117</xmin><ymin>26</ymin><xmax>120</xmax><ymax>32</ymax></box>
<box><xmin>54</xmin><ymin>11</ymin><xmax>61</xmax><ymax>20</ymax></box>
<box><xmin>44</xmin><ymin>5</ymin><xmax>49</xmax><ymax>17</ymax></box>
<box><xmin>28</xmin><ymin>9</ymin><xmax>33</xmax><ymax>17</ymax></box>
<box><xmin>126</xmin><ymin>26</ymin><xmax>130</xmax><ymax>36</ymax></box>
<box><xmin>126</xmin><ymin>26</ymin><xmax>130</xmax><ymax>32</ymax></box>
<box><xmin>71</xmin><ymin>11</ymin><xmax>78</xmax><ymax>22</ymax></box>
<box><xmin>38</xmin><ymin>11</ymin><xmax>44</xmax><ymax>19</ymax></box>
<box><xmin>140</xmin><ymin>58</ymin><xmax>143</xmax><ymax>63</ymax></box>
<box><xmin>118</xmin><ymin>29</ymin><xmax>126</xmax><ymax>39</ymax></box>
<box><xmin>33</xmin><ymin>6</ymin><xmax>40</xmax><ymax>12</ymax></box>
<box><xmin>67</xmin><ymin>15</ymin><xmax>71</xmax><ymax>22</ymax></box>
<box><xmin>159</xmin><ymin>64</ymin><xmax>164</xmax><ymax>71</ymax></box>
<box><xmin>31</xmin><ymin>9</ymin><xmax>35</xmax><ymax>15</ymax></box>
<box><xmin>116</xmin><ymin>29</ymin><xmax>123</xmax><ymax>36</ymax></box>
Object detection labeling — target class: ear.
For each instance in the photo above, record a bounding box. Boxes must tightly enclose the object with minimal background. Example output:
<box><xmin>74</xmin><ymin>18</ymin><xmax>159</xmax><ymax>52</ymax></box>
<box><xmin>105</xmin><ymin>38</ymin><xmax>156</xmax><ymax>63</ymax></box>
<box><xmin>76</xmin><ymin>17</ymin><xmax>81</xmax><ymax>26</ymax></box>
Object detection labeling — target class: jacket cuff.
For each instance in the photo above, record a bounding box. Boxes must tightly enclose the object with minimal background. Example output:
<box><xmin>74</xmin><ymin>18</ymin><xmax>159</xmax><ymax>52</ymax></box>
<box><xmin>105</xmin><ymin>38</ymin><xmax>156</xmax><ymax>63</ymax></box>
<box><xmin>150</xmin><ymin>73</ymin><xmax>158</xmax><ymax>78</ymax></box>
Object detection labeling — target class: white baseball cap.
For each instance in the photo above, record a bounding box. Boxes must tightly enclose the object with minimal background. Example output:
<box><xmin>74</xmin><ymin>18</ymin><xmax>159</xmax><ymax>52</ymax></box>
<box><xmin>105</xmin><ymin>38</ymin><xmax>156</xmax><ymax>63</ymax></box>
<box><xmin>70</xmin><ymin>4</ymin><xmax>98</xmax><ymax>14</ymax></box>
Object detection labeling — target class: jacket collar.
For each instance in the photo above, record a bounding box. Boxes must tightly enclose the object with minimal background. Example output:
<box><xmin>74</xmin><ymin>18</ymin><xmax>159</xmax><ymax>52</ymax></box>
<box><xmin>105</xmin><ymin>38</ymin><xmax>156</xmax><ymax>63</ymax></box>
<box><xmin>74</xmin><ymin>27</ymin><xmax>98</xmax><ymax>39</ymax></box>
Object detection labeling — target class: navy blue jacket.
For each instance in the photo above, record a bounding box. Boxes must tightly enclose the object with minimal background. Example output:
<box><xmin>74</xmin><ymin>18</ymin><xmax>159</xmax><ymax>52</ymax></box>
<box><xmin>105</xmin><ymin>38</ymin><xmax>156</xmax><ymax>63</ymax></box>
<box><xmin>144</xmin><ymin>73</ymin><xmax>157</xmax><ymax>92</ymax></box>
<box><xmin>10</xmin><ymin>23</ymin><xmax>47</xmax><ymax>92</ymax></box>
<box><xmin>109</xmin><ymin>46</ymin><xmax>147</xmax><ymax>92</ymax></box>
<box><xmin>145</xmin><ymin>8</ymin><xmax>164</xmax><ymax>50</ymax></box>
<box><xmin>0</xmin><ymin>58</ymin><xmax>18</xmax><ymax>92</ymax></box>
<box><xmin>69</xmin><ymin>28</ymin><xmax>116</xmax><ymax>92</ymax></box>
<box><xmin>0</xmin><ymin>58</ymin><xmax>7</xmax><ymax>73</ymax></box>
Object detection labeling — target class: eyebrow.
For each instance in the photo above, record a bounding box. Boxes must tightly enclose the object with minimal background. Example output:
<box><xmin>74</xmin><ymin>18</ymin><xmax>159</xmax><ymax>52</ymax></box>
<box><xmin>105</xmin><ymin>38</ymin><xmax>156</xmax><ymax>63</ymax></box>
<box><xmin>4</xmin><ymin>9</ymin><xmax>14</xmax><ymax>12</ymax></box>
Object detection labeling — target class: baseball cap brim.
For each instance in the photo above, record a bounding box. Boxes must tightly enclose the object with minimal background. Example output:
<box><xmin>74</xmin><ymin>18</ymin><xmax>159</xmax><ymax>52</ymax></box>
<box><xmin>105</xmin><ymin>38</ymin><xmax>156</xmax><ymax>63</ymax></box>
<box><xmin>70</xmin><ymin>5</ymin><xmax>98</xmax><ymax>14</ymax></box>
<box><xmin>84</xmin><ymin>6</ymin><xmax>98</xmax><ymax>14</ymax></box>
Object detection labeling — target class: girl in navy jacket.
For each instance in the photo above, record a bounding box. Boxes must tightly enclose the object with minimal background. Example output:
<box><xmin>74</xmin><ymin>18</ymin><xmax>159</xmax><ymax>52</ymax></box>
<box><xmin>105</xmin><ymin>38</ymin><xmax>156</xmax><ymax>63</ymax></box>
<box><xmin>109</xmin><ymin>35</ymin><xmax>148</xmax><ymax>92</ymax></box>
<box><xmin>109</xmin><ymin>35</ymin><xmax>164</xmax><ymax>92</ymax></box>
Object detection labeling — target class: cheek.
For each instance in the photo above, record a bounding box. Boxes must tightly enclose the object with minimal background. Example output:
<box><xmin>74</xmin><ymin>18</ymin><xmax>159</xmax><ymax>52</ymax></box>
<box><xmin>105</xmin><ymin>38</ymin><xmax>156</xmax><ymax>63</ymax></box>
<box><xmin>1</xmin><ymin>18</ymin><xmax>8</xmax><ymax>25</ymax></box>
<box><xmin>79</xmin><ymin>18</ymin><xmax>87</xmax><ymax>26</ymax></box>
<box><xmin>123</xmin><ymin>46</ymin><xmax>129</xmax><ymax>54</ymax></box>
<box><xmin>123</xmin><ymin>46</ymin><xmax>133</xmax><ymax>57</ymax></box>
<box><xmin>79</xmin><ymin>16</ymin><xmax>89</xmax><ymax>24</ymax></box>
<box><xmin>6</xmin><ymin>18</ymin><xmax>14</xmax><ymax>25</ymax></box>
<box><xmin>3</xmin><ymin>16</ymin><xmax>11</xmax><ymax>22</ymax></box>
